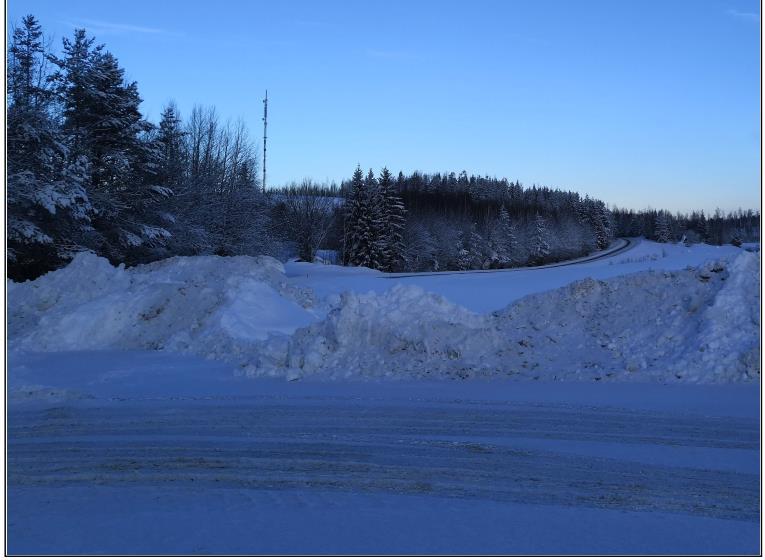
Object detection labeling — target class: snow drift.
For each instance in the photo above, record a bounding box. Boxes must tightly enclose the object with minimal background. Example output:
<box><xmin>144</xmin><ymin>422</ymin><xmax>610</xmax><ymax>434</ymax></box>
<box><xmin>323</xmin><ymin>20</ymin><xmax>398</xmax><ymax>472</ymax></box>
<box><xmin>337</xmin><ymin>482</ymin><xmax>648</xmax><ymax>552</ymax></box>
<box><xmin>8</xmin><ymin>252</ymin><xmax>318</xmax><ymax>362</ymax></box>
<box><xmin>8</xmin><ymin>251</ymin><xmax>760</xmax><ymax>383</ymax></box>
<box><xmin>251</xmin><ymin>252</ymin><xmax>760</xmax><ymax>383</ymax></box>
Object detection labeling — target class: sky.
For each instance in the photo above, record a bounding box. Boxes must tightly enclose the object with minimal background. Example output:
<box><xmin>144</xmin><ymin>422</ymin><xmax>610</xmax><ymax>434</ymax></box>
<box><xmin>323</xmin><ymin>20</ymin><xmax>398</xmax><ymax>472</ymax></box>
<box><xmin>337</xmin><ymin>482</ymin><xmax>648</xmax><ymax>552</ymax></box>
<box><xmin>7</xmin><ymin>0</ymin><xmax>761</xmax><ymax>212</ymax></box>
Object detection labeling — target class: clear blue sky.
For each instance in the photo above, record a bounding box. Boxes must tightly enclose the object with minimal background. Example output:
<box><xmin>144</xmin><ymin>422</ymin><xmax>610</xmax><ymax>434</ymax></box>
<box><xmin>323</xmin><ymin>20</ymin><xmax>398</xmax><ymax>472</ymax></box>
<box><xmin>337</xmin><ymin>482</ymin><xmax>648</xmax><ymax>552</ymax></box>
<box><xmin>8</xmin><ymin>0</ymin><xmax>761</xmax><ymax>212</ymax></box>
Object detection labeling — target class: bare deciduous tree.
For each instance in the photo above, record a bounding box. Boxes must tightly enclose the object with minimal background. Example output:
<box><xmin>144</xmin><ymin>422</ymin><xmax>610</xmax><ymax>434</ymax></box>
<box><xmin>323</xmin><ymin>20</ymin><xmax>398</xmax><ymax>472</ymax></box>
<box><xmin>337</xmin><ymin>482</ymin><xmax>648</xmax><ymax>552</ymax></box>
<box><xmin>277</xmin><ymin>179</ymin><xmax>337</xmax><ymax>262</ymax></box>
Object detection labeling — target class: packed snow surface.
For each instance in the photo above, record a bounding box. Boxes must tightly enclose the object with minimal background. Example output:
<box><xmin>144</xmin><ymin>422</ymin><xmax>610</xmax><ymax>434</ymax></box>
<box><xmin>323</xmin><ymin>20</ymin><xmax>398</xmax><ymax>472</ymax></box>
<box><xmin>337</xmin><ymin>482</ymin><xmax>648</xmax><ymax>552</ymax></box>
<box><xmin>8</xmin><ymin>242</ymin><xmax>759</xmax><ymax>384</ymax></box>
<box><xmin>6</xmin><ymin>352</ymin><xmax>760</xmax><ymax>555</ymax></box>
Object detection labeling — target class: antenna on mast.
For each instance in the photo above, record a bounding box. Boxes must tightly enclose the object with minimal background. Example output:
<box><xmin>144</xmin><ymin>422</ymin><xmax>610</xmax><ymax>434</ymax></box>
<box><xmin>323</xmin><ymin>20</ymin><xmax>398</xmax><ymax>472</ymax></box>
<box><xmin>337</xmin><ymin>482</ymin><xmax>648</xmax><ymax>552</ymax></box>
<box><xmin>262</xmin><ymin>90</ymin><xmax>268</xmax><ymax>192</ymax></box>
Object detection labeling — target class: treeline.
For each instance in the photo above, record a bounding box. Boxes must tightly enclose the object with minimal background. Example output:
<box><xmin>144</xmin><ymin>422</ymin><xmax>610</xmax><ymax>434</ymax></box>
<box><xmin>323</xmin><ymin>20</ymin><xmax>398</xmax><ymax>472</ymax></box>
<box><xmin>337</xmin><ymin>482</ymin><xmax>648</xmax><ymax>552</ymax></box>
<box><xmin>313</xmin><ymin>170</ymin><xmax>615</xmax><ymax>272</ymax></box>
<box><xmin>612</xmin><ymin>208</ymin><xmax>760</xmax><ymax>246</ymax></box>
<box><xmin>7</xmin><ymin>15</ymin><xmax>759</xmax><ymax>281</ymax></box>
<box><xmin>7</xmin><ymin>15</ymin><xmax>271</xmax><ymax>280</ymax></box>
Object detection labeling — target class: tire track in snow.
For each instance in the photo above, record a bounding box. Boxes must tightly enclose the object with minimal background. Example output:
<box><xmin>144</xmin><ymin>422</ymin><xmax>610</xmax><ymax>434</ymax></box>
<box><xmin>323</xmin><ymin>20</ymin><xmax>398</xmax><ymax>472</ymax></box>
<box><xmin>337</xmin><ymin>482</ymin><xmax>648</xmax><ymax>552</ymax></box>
<box><xmin>8</xmin><ymin>398</ymin><xmax>758</xmax><ymax>522</ymax></box>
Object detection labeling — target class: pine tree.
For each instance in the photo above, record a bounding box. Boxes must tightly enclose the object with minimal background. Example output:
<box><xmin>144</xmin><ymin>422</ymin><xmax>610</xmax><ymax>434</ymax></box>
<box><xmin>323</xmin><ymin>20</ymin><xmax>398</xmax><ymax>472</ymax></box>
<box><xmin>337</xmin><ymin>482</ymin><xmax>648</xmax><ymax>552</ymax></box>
<box><xmin>379</xmin><ymin>166</ymin><xmax>407</xmax><ymax>271</ymax></box>
<box><xmin>529</xmin><ymin>212</ymin><xmax>551</xmax><ymax>265</ymax></box>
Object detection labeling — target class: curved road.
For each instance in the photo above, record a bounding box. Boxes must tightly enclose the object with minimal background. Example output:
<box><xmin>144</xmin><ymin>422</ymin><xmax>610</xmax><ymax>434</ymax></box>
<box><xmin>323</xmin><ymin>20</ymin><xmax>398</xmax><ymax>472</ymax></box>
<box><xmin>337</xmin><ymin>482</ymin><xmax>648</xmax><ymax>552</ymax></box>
<box><xmin>383</xmin><ymin>237</ymin><xmax>638</xmax><ymax>279</ymax></box>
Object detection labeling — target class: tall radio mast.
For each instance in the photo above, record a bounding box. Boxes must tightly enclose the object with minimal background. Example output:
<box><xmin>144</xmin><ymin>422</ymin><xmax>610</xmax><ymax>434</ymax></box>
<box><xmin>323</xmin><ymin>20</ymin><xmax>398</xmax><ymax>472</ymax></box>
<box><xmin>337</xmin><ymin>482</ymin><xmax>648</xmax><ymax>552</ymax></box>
<box><xmin>262</xmin><ymin>90</ymin><xmax>268</xmax><ymax>192</ymax></box>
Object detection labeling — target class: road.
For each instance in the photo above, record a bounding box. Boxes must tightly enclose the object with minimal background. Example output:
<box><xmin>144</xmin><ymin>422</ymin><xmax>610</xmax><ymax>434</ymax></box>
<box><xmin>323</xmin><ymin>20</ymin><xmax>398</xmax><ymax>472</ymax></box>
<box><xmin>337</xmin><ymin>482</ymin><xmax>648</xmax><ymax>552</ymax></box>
<box><xmin>383</xmin><ymin>237</ymin><xmax>637</xmax><ymax>279</ymax></box>
<box><xmin>7</xmin><ymin>381</ymin><xmax>759</xmax><ymax>554</ymax></box>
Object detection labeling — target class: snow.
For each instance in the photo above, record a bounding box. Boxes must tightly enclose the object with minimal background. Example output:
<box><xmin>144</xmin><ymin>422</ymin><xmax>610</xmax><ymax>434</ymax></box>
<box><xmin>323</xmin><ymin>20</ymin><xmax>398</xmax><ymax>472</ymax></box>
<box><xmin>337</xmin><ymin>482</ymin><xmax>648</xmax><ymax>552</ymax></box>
<box><xmin>9</xmin><ymin>252</ymin><xmax>318</xmax><ymax>358</ymax></box>
<box><xmin>8</xmin><ymin>240</ymin><xmax>759</xmax><ymax>384</ymax></box>
<box><xmin>284</xmin><ymin>238</ymin><xmax>747</xmax><ymax>313</ymax></box>
<box><xmin>7</xmin><ymin>239</ymin><xmax>761</xmax><ymax>554</ymax></box>
<box><xmin>6</xmin><ymin>351</ymin><xmax>760</xmax><ymax>555</ymax></box>
<box><xmin>8</xmin><ymin>488</ymin><xmax>758</xmax><ymax>555</ymax></box>
<box><xmin>252</xmin><ymin>251</ymin><xmax>760</xmax><ymax>382</ymax></box>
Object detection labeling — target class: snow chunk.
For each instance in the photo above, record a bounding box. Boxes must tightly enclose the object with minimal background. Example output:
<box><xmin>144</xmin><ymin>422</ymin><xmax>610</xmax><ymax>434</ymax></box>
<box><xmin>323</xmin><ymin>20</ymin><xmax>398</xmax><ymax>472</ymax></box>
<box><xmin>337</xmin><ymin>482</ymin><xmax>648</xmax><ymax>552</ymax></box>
<box><xmin>252</xmin><ymin>284</ymin><xmax>495</xmax><ymax>379</ymax></box>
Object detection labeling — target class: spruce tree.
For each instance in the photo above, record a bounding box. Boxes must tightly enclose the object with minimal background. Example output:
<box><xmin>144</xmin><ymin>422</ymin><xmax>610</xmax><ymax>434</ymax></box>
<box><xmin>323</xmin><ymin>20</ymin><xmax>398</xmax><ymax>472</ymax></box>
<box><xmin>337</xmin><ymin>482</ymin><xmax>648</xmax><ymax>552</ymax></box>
<box><xmin>455</xmin><ymin>230</ymin><xmax>472</xmax><ymax>270</ymax></box>
<box><xmin>157</xmin><ymin>102</ymin><xmax>186</xmax><ymax>191</ymax></box>
<box><xmin>364</xmin><ymin>168</ymin><xmax>386</xmax><ymax>269</ymax></box>
<box><xmin>7</xmin><ymin>15</ymin><xmax>94</xmax><ymax>279</ymax></box>
<box><xmin>343</xmin><ymin>165</ymin><xmax>367</xmax><ymax>265</ymax></box>
<box><xmin>491</xmin><ymin>205</ymin><xmax>517</xmax><ymax>268</ymax></box>
<box><xmin>593</xmin><ymin>202</ymin><xmax>613</xmax><ymax>250</ymax></box>
<box><xmin>51</xmin><ymin>31</ymin><xmax>173</xmax><ymax>262</ymax></box>
<box><xmin>654</xmin><ymin>211</ymin><xmax>671</xmax><ymax>243</ymax></box>
<box><xmin>379</xmin><ymin>166</ymin><xmax>407</xmax><ymax>272</ymax></box>
<box><xmin>467</xmin><ymin>224</ymin><xmax>486</xmax><ymax>269</ymax></box>
<box><xmin>697</xmin><ymin>211</ymin><xmax>710</xmax><ymax>243</ymax></box>
<box><xmin>529</xmin><ymin>212</ymin><xmax>551</xmax><ymax>265</ymax></box>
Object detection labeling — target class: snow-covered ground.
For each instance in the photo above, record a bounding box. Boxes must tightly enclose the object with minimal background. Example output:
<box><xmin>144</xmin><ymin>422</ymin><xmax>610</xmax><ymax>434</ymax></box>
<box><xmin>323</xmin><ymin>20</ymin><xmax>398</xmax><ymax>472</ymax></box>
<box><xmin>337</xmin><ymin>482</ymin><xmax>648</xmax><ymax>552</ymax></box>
<box><xmin>7</xmin><ymin>239</ymin><xmax>761</xmax><ymax>554</ymax></box>
<box><xmin>7</xmin><ymin>353</ymin><xmax>760</xmax><ymax>555</ymax></box>
<box><xmin>9</xmin><ymin>239</ymin><xmax>759</xmax><ymax>383</ymax></box>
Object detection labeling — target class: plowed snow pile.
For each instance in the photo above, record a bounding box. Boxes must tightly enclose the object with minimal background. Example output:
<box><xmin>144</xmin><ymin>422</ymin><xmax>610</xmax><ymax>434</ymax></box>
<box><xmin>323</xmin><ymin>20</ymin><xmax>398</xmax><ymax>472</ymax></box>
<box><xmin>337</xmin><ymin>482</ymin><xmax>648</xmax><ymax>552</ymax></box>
<box><xmin>8</xmin><ymin>251</ymin><xmax>759</xmax><ymax>383</ymax></box>
<box><xmin>251</xmin><ymin>252</ymin><xmax>760</xmax><ymax>383</ymax></box>
<box><xmin>8</xmin><ymin>253</ymin><xmax>318</xmax><ymax>362</ymax></box>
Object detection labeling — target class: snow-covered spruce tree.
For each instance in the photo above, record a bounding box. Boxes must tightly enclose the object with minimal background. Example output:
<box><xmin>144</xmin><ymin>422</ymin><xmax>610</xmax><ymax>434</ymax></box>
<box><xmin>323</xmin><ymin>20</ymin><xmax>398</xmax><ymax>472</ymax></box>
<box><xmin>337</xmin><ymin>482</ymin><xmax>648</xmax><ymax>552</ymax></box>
<box><xmin>654</xmin><ymin>211</ymin><xmax>671</xmax><ymax>243</ymax></box>
<box><xmin>365</xmin><ymin>169</ymin><xmax>387</xmax><ymax>269</ymax></box>
<box><xmin>378</xmin><ymin>166</ymin><xmax>407</xmax><ymax>272</ymax></box>
<box><xmin>454</xmin><ymin>230</ymin><xmax>473</xmax><ymax>271</ymax></box>
<box><xmin>627</xmin><ymin>213</ymin><xmax>642</xmax><ymax>237</ymax></box>
<box><xmin>156</xmin><ymin>102</ymin><xmax>187</xmax><ymax>192</ymax></box>
<box><xmin>343</xmin><ymin>165</ymin><xmax>368</xmax><ymax>266</ymax></box>
<box><xmin>490</xmin><ymin>205</ymin><xmax>517</xmax><ymax>268</ymax></box>
<box><xmin>529</xmin><ymin>212</ymin><xmax>551</xmax><ymax>265</ymax></box>
<box><xmin>342</xmin><ymin>166</ymin><xmax>389</xmax><ymax>269</ymax></box>
<box><xmin>7</xmin><ymin>15</ymin><xmax>94</xmax><ymax>280</ymax></box>
<box><xmin>403</xmin><ymin>221</ymin><xmax>438</xmax><ymax>272</ymax></box>
<box><xmin>50</xmin><ymin>29</ymin><xmax>173</xmax><ymax>264</ymax></box>
<box><xmin>592</xmin><ymin>201</ymin><xmax>614</xmax><ymax>250</ymax></box>
<box><xmin>696</xmin><ymin>211</ymin><xmax>710</xmax><ymax>243</ymax></box>
<box><xmin>467</xmin><ymin>223</ymin><xmax>487</xmax><ymax>269</ymax></box>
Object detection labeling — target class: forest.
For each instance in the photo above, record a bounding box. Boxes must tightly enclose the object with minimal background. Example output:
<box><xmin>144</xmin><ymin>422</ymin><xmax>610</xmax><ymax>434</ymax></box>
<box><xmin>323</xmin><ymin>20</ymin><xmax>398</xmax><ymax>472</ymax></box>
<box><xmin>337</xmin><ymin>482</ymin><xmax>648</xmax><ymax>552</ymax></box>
<box><xmin>7</xmin><ymin>15</ymin><xmax>760</xmax><ymax>281</ymax></box>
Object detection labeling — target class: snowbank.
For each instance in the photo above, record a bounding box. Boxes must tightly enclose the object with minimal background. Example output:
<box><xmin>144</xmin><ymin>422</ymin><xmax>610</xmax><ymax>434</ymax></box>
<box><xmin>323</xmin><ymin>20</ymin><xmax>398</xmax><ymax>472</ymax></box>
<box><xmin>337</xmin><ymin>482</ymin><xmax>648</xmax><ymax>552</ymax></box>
<box><xmin>251</xmin><ymin>252</ymin><xmax>760</xmax><ymax>383</ymax></box>
<box><xmin>9</xmin><ymin>252</ymin><xmax>317</xmax><ymax>361</ymax></box>
<box><xmin>8</xmin><ymin>250</ymin><xmax>760</xmax><ymax>384</ymax></box>
<box><xmin>247</xmin><ymin>284</ymin><xmax>497</xmax><ymax>380</ymax></box>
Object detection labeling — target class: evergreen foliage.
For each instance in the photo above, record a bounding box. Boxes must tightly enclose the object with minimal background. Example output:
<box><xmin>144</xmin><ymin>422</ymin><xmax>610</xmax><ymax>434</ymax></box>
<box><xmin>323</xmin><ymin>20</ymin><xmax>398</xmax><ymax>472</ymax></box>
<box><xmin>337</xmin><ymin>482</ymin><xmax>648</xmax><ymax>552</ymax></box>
<box><xmin>8</xmin><ymin>14</ymin><xmax>760</xmax><ymax>280</ymax></box>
